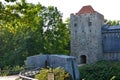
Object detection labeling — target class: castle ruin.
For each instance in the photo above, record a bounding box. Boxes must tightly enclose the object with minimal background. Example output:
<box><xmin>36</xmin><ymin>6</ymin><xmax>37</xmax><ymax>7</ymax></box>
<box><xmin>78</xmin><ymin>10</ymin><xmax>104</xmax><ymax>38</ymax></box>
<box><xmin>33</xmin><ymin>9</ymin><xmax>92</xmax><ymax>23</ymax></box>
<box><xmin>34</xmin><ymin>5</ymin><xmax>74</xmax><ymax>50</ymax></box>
<box><xmin>70</xmin><ymin>5</ymin><xmax>120</xmax><ymax>64</ymax></box>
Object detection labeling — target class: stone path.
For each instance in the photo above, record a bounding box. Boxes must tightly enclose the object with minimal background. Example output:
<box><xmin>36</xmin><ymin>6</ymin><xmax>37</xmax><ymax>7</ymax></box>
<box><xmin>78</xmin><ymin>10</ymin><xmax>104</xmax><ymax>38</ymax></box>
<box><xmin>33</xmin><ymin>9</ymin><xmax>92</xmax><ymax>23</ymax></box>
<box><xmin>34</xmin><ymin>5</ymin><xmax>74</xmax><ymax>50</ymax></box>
<box><xmin>0</xmin><ymin>75</ymin><xmax>19</xmax><ymax>80</ymax></box>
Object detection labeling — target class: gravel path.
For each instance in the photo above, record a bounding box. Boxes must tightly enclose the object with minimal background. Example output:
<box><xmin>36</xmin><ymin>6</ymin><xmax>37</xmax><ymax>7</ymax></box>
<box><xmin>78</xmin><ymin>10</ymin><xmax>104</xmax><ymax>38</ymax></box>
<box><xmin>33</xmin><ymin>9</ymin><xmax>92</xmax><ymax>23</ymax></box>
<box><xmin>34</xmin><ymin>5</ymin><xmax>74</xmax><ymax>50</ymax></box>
<box><xmin>0</xmin><ymin>75</ymin><xmax>19</xmax><ymax>80</ymax></box>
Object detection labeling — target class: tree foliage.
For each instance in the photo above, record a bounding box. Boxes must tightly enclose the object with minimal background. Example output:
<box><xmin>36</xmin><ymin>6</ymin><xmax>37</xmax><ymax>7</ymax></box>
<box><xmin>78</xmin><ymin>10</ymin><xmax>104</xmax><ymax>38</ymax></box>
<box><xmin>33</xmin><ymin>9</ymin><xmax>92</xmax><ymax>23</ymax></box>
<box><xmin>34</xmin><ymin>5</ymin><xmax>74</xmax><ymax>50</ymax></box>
<box><xmin>0</xmin><ymin>0</ymin><xmax>70</xmax><ymax>68</ymax></box>
<box><xmin>4</xmin><ymin>0</ymin><xmax>16</xmax><ymax>2</ymax></box>
<box><xmin>79</xmin><ymin>61</ymin><xmax>120</xmax><ymax>80</ymax></box>
<box><xmin>35</xmin><ymin>67</ymin><xmax>71</xmax><ymax>80</ymax></box>
<box><xmin>105</xmin><ymin>19</ymin><xmax>120</xmax><ymax>26</ymax></box>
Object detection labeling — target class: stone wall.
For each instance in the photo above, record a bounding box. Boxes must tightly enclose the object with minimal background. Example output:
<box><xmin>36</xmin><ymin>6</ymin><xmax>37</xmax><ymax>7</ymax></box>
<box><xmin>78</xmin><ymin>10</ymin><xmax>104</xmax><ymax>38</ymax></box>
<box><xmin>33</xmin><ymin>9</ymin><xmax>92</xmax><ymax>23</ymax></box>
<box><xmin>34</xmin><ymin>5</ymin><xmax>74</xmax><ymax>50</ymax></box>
<box><xmin>70</xmin><ymin>5</ymin><xmax>120</xmax><ymax>64</ymax></box>
<box><xmin>70</xmin><ymin>12</ymin><xmax>104</xmax><ymax>64</ymax></box>
<box><xmin>103</xmin><ymin>53</ymin><xmax>120</xmax><ymax>61</ymax></box>
<box><xmin>102</xmin><ymin>29</ymin><xmax>120</xmax><ymax>52</ymax></box>
<box><xmin>26</xmin><ymin>55</ymin><xmax>80</xmax><ymax>80</ymax></box>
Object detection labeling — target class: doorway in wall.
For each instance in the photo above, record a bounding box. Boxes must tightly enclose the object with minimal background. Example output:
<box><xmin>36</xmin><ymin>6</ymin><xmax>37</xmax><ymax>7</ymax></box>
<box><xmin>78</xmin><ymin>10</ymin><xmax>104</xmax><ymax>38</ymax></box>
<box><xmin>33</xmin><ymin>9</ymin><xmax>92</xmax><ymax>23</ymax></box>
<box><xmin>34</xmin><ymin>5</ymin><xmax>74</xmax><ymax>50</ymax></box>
<box><xmin>80</xmin><ymin>55</ymin><xmax>86</xmax><ymax>64</ymax></box>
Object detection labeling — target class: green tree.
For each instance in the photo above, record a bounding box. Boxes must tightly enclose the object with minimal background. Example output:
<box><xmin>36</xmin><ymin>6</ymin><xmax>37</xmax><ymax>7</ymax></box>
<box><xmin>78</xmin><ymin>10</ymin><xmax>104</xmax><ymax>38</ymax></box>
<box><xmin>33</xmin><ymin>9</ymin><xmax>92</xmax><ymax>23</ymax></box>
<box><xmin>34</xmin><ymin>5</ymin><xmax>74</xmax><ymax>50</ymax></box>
<box><xmin>0</xmin><ymin>0</ymin><xmax>70</xmax><ymax>68</ymax></box>
<box><xmin>105</xmin><ymin>20</ymin><xmax>120</xmax><ymax>26</ymax></box>
<box><xmin>41</xmin><ymin>6</ymin><xmax>70</xmax><ymax>54</ymax></box>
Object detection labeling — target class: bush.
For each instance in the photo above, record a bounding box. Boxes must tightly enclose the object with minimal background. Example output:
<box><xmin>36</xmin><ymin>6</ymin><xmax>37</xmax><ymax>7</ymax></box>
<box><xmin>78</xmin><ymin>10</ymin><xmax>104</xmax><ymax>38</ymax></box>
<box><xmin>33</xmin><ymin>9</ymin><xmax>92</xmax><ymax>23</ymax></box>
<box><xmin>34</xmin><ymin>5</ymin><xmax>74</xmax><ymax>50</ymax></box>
<box><xmin>79</xmin><ymin>61</ymin><xmax>120</xmax><ymax>80</ymax></box>
<box><xmin>35</xmin><ymin>67</ymin><xmax>71</xmax><ymax>80</ymax></box>
<box><xmin>9</xmin><ymin>65</ymin><xmax>23</xmax><ymax>75</ymax></box>
<box><xmin>0</xmin><ymin>66</ymin><xmax>23</xmax><ymax>76</ymax></box>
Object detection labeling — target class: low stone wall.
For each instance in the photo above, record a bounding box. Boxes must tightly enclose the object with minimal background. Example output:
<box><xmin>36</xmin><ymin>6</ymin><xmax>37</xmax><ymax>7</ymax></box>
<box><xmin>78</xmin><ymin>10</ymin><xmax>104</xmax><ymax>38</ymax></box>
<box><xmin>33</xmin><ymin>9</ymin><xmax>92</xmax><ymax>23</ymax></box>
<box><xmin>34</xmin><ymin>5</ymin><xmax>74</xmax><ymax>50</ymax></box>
<box><xmin>26</xmin><ymin>54</ymin><xmax>80</xmax><ymax>80</ymax></box>
<box><xmin>103</xmin><ymin>53</ymin><xmax>120</xmax><ymax>61</ymax></box>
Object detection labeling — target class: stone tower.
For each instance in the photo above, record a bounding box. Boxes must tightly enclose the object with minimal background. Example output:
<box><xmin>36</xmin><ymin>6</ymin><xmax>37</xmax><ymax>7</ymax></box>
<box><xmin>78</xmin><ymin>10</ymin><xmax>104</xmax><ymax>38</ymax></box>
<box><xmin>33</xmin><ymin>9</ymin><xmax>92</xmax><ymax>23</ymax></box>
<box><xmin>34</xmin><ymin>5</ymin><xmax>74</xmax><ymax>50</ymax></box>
<box><xmin>70</xmin><ymin>5</ymin><xmax>104</xmax><ymax>64</ymax></box>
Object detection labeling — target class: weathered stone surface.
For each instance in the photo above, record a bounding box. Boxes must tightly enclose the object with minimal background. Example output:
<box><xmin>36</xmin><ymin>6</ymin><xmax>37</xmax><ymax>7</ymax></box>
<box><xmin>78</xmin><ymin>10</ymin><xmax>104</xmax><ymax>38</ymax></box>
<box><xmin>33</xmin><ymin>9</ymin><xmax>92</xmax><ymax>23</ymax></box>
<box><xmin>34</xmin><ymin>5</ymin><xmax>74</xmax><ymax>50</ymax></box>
<box><xmin>26</xmin><ymin>55</ymin><xmax>80</xmax><ymax>80</ymax></box>
<box><xmin>70</xmin><ymin>7</ymin><xmax>104</xmax><ymax>64</ymax></box>
<box><xmin>26</xmin><ymin>55</ymin><xmax>48</xmax><ymax>68</ymax></box>
<box><xmin>70</xmin><ymin>5</ymin><xmax>120</xmax><ymax>64</ymax></box>
<box><xmin>49</xmin><ymin>55</ymin><xmax>80</xmax><ymax>80</ymax></box>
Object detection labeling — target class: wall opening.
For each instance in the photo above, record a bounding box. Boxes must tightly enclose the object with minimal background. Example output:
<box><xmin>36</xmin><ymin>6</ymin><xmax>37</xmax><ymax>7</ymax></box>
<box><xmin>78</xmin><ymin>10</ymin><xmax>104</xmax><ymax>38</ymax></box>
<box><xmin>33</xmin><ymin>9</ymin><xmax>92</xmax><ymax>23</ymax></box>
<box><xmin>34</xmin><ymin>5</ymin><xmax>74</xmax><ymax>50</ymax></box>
<box><xmin>80</xmin><ymin>55</ymin><xmax>86</xmax><ymax>64</ymax></box>
<box><xmin>88</xmin><ymin>17</ymin><xmax>92</xmax><ymax>26</ymax></box>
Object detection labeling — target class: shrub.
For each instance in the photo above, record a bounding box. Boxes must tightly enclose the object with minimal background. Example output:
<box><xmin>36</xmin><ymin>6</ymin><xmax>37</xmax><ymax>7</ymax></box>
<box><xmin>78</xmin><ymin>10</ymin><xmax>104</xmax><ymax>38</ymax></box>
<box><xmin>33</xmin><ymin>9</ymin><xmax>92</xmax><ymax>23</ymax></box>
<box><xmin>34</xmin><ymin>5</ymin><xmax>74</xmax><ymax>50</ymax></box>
<box><xmin>9</xmin><ymin>65</ymin><xmax>23</xmax><ymax>75</ymax></box>
<box><xmin>0</xmin><ymin>65</ymin><xmax>23</xmax><ymax>76</ymax></box>
<box><xmin>79</xmin><ymin>61</ymin><xmax>120</xmax><ymax>80</ymax></box>
<box><xmin>35</xmin><ymin>67</ymin><xmax>71</xmax><ymax>80</ymax></box>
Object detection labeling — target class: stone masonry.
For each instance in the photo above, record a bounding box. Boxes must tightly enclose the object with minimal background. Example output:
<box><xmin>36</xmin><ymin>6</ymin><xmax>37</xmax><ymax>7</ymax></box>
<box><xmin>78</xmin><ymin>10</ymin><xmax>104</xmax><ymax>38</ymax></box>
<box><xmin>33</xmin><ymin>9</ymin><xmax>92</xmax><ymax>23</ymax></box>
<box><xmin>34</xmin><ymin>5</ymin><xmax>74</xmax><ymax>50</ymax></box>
<box><xmin>26</xmin><ymin>55</ymin><xmax>80</xmax><ymax>80</ymax></box>
<box><xmin>70</xmin><ymin>5</ymin><xmax>120</xmax><ymax>64</ymax></box>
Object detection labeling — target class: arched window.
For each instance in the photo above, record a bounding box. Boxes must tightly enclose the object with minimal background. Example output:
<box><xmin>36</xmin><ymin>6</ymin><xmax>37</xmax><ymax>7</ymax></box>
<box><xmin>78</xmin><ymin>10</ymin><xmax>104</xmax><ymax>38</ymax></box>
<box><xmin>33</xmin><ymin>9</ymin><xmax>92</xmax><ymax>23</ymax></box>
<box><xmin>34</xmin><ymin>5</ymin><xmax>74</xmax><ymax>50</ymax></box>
<box><xmin>80</xmin><ymin>55</ymin><xmax>87</xmax><ymax>64</ymax></box>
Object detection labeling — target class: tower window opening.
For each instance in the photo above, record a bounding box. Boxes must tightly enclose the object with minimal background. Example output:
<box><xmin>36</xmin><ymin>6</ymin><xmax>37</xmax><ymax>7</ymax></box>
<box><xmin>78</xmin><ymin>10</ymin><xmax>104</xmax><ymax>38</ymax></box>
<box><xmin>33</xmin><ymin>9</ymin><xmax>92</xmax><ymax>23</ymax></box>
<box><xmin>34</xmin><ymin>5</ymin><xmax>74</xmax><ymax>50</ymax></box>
<box><xmin>88</xmin><ymin>18</ymin><xmax>92</xmax><ymax>26</ymax></box>
<box><xmin>90</xmin><ymin>29</ymin><xmax>91</xmax><ymax>32</ymax></box>
<box><xmin>74</xmin><ymin>23</ymin><xmax>77</xmax><ymax>27</ymax></box>
<box><xmin>88</xmin><ymin>21</ymin><xmax>92</xmax><ymax>26</ymax></box>
<box><xmin>80</xmin><ymin>55</ymin><xmax>87</xmax><ymax>64</ymax></box>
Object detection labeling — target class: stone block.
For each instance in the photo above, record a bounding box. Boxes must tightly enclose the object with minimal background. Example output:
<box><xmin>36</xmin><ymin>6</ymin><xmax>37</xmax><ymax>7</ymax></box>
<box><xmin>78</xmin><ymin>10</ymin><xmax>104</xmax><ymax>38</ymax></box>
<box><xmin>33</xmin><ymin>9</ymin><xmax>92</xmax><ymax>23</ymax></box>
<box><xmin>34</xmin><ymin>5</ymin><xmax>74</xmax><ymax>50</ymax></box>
<box><xmin>49</xmin><ymin>55</ymin><xmax>80</xmax><ymax>80</ymax></box>
<box><xmin>26</xmin><ymin>55</ymin><xmax>48</xmax><ymax>68</ymax></box>
<box><xmin>26</xmin><ymin>55</ymin><xmax>80</xmax><ymax>80</ymax></box>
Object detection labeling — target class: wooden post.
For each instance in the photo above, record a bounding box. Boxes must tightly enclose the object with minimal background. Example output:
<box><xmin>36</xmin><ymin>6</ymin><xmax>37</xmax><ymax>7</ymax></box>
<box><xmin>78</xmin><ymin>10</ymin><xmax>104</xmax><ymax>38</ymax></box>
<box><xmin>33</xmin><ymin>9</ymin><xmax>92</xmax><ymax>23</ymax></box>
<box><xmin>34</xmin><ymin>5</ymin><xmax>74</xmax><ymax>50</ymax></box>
<box><xmin>48</xmin><ymin>72</ymin><xmax>54</xmax><ymax>80</ymax></box>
